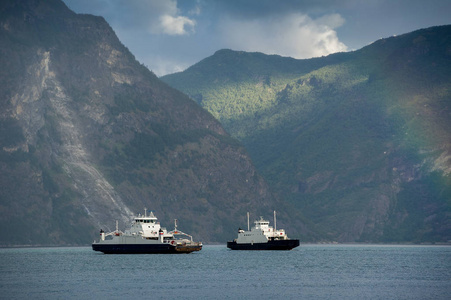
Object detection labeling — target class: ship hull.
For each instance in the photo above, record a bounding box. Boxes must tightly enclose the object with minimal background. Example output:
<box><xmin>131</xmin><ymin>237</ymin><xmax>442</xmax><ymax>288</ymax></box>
<box><xmin>226</xmin><ymin>239</ymin><xmax>300</xmax><ymax>250</ymax></box>
<box><xmin>92</xmin><ymin>243</ymin><xmax>202</xmax><ymax>254</ymax></box>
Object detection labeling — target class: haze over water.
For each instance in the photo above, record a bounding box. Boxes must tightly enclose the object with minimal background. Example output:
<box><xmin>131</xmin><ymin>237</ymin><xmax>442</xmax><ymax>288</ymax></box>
<box><xmin>1</xmin><ymin>244</ymin><xmax>450</xmax><ymax>299</ymax></box>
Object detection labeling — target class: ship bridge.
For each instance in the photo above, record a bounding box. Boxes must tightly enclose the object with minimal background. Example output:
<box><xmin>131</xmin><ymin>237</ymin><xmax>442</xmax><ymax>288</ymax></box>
<box><xmin>127</xmin><ymin>210</ymin><xmax>172</xmax><ymax>239</ymax></box>
<box><xmin>134</xmin><ymin>211</ymin><xmax>158</xmax><ymax>224</ymax></box>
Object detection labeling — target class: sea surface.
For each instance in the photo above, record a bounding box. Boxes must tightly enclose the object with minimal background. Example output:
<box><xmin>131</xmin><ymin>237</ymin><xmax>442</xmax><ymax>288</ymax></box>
<box><xmin>1</xmin><ymin>244</ymin><xmax>450</xmax><ymax>299</ymax></box>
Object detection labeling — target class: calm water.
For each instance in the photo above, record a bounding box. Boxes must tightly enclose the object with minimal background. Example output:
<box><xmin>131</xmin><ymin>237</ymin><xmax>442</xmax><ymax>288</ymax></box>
<box><xmin>1</xmin><ymin>245</ymin><xmax>450</xmax><ymax>299</ymax></box>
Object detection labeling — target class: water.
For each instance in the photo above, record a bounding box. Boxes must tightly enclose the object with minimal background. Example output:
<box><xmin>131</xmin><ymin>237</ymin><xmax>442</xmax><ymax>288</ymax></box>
<box><xmin>1</xmin><ymin>245</ymin><xmax>450</xmax><ymax>299</ymax></box>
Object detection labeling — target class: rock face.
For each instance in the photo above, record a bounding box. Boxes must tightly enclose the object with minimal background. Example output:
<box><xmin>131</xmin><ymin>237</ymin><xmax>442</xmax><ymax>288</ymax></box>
<box><xmin>0</xmin><ymin>0</ymin><xmax>287</xmax><ymax>246</ymax></box>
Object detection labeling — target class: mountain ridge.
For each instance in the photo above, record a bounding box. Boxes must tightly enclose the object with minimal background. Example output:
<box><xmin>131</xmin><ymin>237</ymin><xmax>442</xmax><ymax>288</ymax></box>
<box><xmin>162</xmin><ymin>25</ymin><xmax>451</xmax><ymax>243</ymax></box>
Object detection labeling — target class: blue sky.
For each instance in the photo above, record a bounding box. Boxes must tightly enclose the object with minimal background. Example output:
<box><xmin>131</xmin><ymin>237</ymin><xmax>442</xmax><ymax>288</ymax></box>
<box><xmin>62</xmin><ymin>0</ymin><xmax>451</xmax><ymax>76</ymax></box>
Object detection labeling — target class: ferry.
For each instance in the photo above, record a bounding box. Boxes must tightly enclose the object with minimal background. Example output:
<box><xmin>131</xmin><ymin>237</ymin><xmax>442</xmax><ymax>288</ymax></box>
<box><xmin>227</xmin><ymin>211</ymin><xmax>299</xmax><ymax>250</ymax></box>
<box><xmin>92</xmin><ymin>209</ymin><xmax>202</xmax><ymax>254</ymax></box>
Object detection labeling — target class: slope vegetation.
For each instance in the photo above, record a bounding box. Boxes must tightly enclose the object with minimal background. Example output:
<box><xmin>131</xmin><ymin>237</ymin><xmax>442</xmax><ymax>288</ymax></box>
<box><xmin>162</xmin><ymin>26</ymin><xmax>451</xmax><ymax>243</ymax></box>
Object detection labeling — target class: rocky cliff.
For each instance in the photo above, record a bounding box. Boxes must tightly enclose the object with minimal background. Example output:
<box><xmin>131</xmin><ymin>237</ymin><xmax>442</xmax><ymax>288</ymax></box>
<box><xmin>0</xmin><ymin>0</ymin><xmax>295</xmax><ymax>246</ymax></box>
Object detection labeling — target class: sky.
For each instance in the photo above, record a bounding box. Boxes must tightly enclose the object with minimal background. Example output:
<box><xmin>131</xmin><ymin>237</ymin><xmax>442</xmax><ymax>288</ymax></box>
<box><xmin>62</xmin><ymin>0</ymin><xmax>451</xmax><ymax>77</ymax></box>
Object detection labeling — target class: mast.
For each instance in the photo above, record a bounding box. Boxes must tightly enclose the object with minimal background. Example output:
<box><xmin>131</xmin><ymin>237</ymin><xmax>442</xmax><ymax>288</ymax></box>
<box><xmin>274</xmin><ymin>210</ymin><xmax>276</xmax><ymax>233</ymax></box>
<box><xmin>247</xmin><ymin>212</ymin><xmax>250</xmax><ymax>231</ymax></box>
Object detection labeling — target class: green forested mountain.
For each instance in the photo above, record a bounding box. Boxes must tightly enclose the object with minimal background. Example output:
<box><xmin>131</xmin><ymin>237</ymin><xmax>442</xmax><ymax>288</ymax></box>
<box><xmin>162</xmin><ymin>26</ymin><xmax>451</xmax><ymax>243</ymax></box>
<box><xmin>0</xmin><ymin>0</ymin><xmax>291</xmax><ymax>246</ymax></box>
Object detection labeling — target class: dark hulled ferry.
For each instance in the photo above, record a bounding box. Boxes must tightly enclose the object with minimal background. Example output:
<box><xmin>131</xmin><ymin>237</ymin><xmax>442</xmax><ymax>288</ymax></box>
<box><xmin>227</xmin><ymin>212</ymin><xmax>299</xmax><ymax>250</ymax></box>
<box><xmin>92</xmin><ymin>210</ymin><xmax>202</xmax><ymax>254</ymax></box>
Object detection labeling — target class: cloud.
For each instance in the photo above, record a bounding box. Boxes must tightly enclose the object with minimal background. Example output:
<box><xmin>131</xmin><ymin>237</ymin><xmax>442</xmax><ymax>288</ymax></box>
<box><xmin>71</xmin><ymin>0</ymin><xmax>197</xmax><ymax>36</ymax></box>
<box><xmin>121</xmin><ymin>0</ymin><xmax>196</xmax><ymax>36</ymax></box>
<box><xmin>159</xmin><ymin>15</ymin><xmax>196</xmax><ymax>35</ymax></box>
<box><xmin>219</xmin><ymin>13</ymin><xmax>347</xmax><ymax>59</ymax></box>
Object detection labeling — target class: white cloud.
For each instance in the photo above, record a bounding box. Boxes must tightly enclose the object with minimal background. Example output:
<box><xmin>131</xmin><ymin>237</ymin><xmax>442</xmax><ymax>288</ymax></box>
<box><xmin>91</xmin><ymin>0</ymin><xmax>196</xmax><ymax>36</ymax></box>
<box><xmin>219</xmin><ymin>13</ymin><xmax>347</xmax><ymax>58</ymax></box>
<box><xmin>159</xmin><ymin>15</ymin><xmax>196</xmax><ymax>35</ymax></box>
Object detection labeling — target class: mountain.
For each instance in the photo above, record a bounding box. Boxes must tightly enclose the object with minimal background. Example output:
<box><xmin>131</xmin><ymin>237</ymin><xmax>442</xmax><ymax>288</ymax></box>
<box><xmin>162</xmin><ymin>26</ymin><xmax>451</xmax><ymax>243</ymax></box>
<box><xmin>0</xmin><ymin>0</ymin><xmax>298</xmax><ymax>246</ymax></box>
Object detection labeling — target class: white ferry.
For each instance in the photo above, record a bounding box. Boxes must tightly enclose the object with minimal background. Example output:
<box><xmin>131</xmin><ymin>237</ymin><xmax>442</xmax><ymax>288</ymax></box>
<box><xmin>92</xmin><ymin>209</ymin><xmax>202</xmax><ymax>254</ymax></box>
<box><xmin>227</xmin><ymin>211</ymin><xmax>300</xmax><ymax>250</ymax></box>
